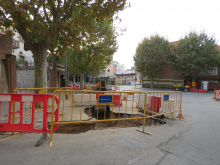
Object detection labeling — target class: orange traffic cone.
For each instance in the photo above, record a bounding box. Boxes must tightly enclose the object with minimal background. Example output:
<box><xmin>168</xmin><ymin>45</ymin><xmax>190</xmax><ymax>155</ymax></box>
<box><xmin>177</xmin><ymin>106</ymin><xmax>183</xmax><ymax>118</ymax></box>
<box><xmin>178</xmin><ymin>112</ymin><xmax>183</xmax><ymax>118</ymax></box>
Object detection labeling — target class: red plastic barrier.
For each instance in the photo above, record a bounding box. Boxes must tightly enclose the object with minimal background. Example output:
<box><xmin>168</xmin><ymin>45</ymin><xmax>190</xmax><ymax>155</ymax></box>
<box><xmin>113</xmin><ymin>94</ymin><xmax>122</xmax><ymax>106</ymax></box>
<box><xmin>190</xmin><ymin>88</ymin><xmax>198</xmax><ymax>92</ymax></box>
<box><xmin>214</xmin><ymin>90</ymin><xmax>220</xmax><ymax>98</ymax></box>
<box><xmin>149</xmin><ymin>96</ymin><xmax>162</xmax><ymax>113</ymax></box>
<box><xmin>0</xmin><ymin>94</ymin><xmax>59</xmax><ymax>133</ymax></box>
<box><xmin>73</xmin><ymin>86</ymin><xmax>79</xmax><ymax>90</ymax></box>
<box><xmin>198</xmin><ymin>89</ymin><xmax>207</xmax><ymax>93</ymax></box>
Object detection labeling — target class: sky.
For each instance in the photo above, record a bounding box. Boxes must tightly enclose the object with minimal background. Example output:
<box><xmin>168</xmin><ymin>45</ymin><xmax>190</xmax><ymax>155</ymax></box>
<box><xmin>113</xmin><ymin>0</ymin><xmax>220</xmax><ymax>69</ymax></box>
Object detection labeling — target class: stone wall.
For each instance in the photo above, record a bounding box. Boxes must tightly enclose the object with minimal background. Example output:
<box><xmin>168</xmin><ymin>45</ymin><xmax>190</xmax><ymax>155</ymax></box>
<box><xmin>17</xmin><ymin>70</ymin><xmax>35</xmax><ymax>88</ymax></box>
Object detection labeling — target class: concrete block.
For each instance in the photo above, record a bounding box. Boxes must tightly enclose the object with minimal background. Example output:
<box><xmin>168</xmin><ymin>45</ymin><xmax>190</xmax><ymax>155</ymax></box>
<box><xmin>136</xmin><ymin>94</ymin><xmax>151</xmax><ymax>110</ymax></box>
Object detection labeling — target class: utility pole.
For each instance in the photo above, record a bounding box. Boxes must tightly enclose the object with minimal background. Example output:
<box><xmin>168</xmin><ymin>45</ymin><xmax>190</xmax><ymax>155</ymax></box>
<box><xmin>125</xmin><ymin>70</ymin><xmax>126</xmax><ymax>85</ymax></box>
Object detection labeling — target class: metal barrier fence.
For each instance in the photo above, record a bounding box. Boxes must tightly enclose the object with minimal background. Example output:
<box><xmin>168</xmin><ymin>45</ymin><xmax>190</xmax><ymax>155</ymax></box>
<box><xmin>1</xmin><ymin>88</ymin><xmax>182</xmax><ymax>147</ymax></box>
<box><xmin>145</xmin><ymin>91</ymin><xmax>182</xmax><ymax>118</ymax></box>
<box><xmin>49</xmin><ymin>90</ymin><xmax>182</xmax><ymax>147</ymax></box>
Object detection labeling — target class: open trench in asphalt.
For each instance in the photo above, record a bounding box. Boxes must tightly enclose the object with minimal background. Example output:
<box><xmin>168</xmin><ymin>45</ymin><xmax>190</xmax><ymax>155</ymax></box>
<box><xmin>54</xmin><ymin>106</ymin><xmax>168</xmax><ymax>134</ymax></box>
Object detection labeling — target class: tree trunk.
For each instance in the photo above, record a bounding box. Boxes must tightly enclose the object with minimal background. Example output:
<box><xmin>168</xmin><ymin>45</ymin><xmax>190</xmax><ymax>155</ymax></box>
<box><xmin>80</xmin><ymin>73</ymin><xmax>84</xmax><ymax>90</ymax></box>
<box><xmin>73</xmin><ymin>74</ymin><xmax>76</xmax><ymax>85</ymax></box>
<box><xmin>53</xmin><ymin>57</ymin><xmax>56</xmax><ymax>87</ymax></box>
<box><xmin>150</xmin><ymin>78</ymin><xmax>154</xmax><ymax>89</ymax></box>
<box><xmin>33</xmin><ymin>47</ymin><xmax>47</xmax><ymax>88</ymax></box>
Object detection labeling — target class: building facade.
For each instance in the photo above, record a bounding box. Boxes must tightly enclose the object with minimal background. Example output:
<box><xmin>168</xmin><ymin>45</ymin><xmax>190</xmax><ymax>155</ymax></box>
<box><xmin>0</xmin><ymin>35</ymin><xmax>17</xmax><ymax>93</ymax></box>
<box><xmin>142</xmin><ymin>41</ymin><xmax>220</xmax><ymax>90</ymax></box>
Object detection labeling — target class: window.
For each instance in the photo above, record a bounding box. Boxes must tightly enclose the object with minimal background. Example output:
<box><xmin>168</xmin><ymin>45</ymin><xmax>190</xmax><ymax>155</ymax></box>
<box><xmin>19</xmin><ymin>36</ymin><xmax>24</xmax><ymax>43</ymax></box>
<box><xmin>108</xmin><ymin>69</ymin><xmax>110</xmax><ymax>72</ymax></box>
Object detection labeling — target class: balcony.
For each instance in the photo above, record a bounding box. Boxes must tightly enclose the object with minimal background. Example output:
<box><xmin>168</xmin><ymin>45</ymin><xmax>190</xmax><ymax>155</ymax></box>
<box><xmin>12</xmin><ymin>39</ymin><xmax>19</xmax><ymax>49</ymax></box>
<box><xmin>28</xmin><ymin>62</ymin><xmax>34</xmax><ymax>69</ymax></box>
<box><xmin>17</xmin><ymin>63</ymin><xmax>24</xmax><ymax>69</ymax></box>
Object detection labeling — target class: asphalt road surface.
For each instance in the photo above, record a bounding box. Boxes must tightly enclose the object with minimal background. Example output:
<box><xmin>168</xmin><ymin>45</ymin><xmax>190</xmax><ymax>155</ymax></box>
<box><xmin>0</xmin><ymin>87</ymin><xmax>219</xmax><ymax>165</ymax></box>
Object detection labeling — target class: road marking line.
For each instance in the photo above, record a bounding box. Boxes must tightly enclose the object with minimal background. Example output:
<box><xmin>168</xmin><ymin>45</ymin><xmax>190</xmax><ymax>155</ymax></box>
<box><xmin>0</xmin><ymin>134</ymin><xmax>22</xmax><ymax>143</ymax></box>
<box><xmin>120</xmin><ymin>136</ymin><xmax>135</xmax><ymax>146</ymax></box>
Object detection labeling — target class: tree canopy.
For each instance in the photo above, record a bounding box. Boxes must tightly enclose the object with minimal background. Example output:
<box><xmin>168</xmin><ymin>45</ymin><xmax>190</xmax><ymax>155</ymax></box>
<box><xmin>170</xmin><ymin>31</ymin><xmax>220</xmax><ymax>82</ymax></box>
<box><xmin>67</xmin><ymin>18</ymin><xmax>117</xmax><ymax>89</ymax></box>
<box><xmin>134</xmin><ymin>34</ymin><xmax>171</xmax><ymax>88</ymax></box>
<box><xmin>0</xmin><ymin>0</ymin><xmax>128</xmax><ymax>88</ymax></box>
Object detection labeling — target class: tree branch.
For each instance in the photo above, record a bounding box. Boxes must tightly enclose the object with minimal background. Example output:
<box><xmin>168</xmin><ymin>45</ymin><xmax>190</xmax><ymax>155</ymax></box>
<box><xmin>30</xmin><ymin>0</ymin><xmax>41</xmax><ymax>21</ymax></box>
<box><xmin>42</xmin><ymin>0</ymin><xmax>52</xmax><ymax>23</ymax></box>
<box><xmin>61</xmin><ymin>0</ymin><xmax>80</xmax><ymax>22</ymax></box>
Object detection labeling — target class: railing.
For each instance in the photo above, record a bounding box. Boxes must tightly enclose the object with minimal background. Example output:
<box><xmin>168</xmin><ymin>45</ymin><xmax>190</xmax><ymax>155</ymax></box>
<box><xmin>0</xmin><ymin>87</ymin><xmax>182</xmax><ymax>147</ymax></box>
<box><xmin>49</xmin><ymin>90</ymin><xmax>182</xmax><ymax>147</ymax></box>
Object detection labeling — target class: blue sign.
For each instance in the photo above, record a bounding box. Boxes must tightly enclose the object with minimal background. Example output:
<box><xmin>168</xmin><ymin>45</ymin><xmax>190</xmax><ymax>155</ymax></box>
<box><xmin>98</xmin><ymin>95</ymin><xmax>113</xmax><ymax>105</ymax></box>
<box><xmin>164</xmin><ymin>94</ymin><xmax>169</xmax><ymax>101</ymax></box>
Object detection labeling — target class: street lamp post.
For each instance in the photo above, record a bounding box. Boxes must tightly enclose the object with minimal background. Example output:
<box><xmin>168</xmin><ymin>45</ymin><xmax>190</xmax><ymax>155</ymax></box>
<box><xmin>125</xmin><ymin>71</ymin><xmax>126</xmax><ymax>85</ymax></box>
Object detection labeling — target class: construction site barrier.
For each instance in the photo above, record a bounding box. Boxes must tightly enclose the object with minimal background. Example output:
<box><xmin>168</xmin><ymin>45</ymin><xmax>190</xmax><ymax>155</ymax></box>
<box><xmin>0</xmin><ymin>94</ymin><xmax>60</xmax><ymax>133</ymax></box>
<box><xmin>14</xmin><ymin>87</ymin><xmax>59</xmax><ymax>95</ymax></box>
<box><xmin>68</xmin><ymin>85</ymin><xmax>80</xmax><ymax>90</ymax></box>
<box><xmin>145</xmin><ymin>91</ymin><xmax>182</xmax><ymax>119</ymax></box>
<box><xmin>49</xmin><ymin>90</ymin><xmax>182</xmax><ymax>147</ymax></box>
<box><xmin>190</xmin><ymin>88</ymin><xmax>207</xmax><ymax>93</ymax></box>
<box><xmin>214</xmin><ymin>89</ymin><xmax>220</xmax><ymax>98</ymax></box>
<box><xmin>13</xmin><ymin>87</ymin><xmax>59</xmax><ymax>118</ymax></box>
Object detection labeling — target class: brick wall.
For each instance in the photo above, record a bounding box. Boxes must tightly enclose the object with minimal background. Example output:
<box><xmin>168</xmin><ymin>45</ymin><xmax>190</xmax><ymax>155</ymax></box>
<box><xmin>5</xmin><ymin>55</ymin><xmax>17</xmax><ymax>93</ymax></box>
<box><xmin>0</xmin><ymin>36</ymin><xmax>13</xmax><ymax>93</ymax></box>
<box><xmin>47</xmin><ymin>62</ymin><xmax>58</xmax><ymax>87</ymax></box>
<box><xmin>0</xmin><ymin>36</ymin><xmax>12</xmax><ymax>60</ymax></box>
<box><xmin>160</xmin><ymin>65</ymin><xmax>182</xmax><ymax>79</ymax></box>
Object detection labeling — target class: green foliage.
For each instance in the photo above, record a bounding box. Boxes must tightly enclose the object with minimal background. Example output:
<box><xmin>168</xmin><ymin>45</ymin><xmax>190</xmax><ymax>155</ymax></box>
<box><xmin>16</xmin><ymin>57</ymin><xmax>24</xmax><ymax>64</ymax></box>
<box><xmin>48</xmin><ymin>54</ymin><xmax>64</xmax><ymax>65</ymax></box>
<box><xmin>134</xmin><ymin>34</ymin><xmax>171</xmax><ymax>82</ymax></box>
<box><xmin>67</xmin><ymin>18</ymin><xmax>117</xmax><ymax>77</ymax></box>
<box><xmin>170</xmin><ymin>31</ymin><xmax>220</xmax><ymax>80</ymax></box>
<box><xmin>0</xmin><ymin>0</ymin><xmax>128</xmax><ymax>52</ymax></box>
<box><xmin>0</xmin><ymin>0</ymin><xmax>128</xmax><ymax>87</ymax></box>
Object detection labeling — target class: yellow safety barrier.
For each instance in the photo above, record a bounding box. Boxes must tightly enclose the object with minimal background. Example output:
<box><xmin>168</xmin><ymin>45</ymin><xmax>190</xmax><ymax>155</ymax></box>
<box><xmin>49</xmin><ymin>90</ymin><xmax>182</xmax><ymax>147</ymax></box>
<box><xmin>144</xmin><ymin>91</ymin><xmax>182</xmax><ymax>119</ymax></box>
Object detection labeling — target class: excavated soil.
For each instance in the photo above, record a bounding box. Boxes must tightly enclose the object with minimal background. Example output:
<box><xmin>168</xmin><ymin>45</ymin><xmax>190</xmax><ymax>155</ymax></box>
<box><xmin>54</xmin><ymin>106</ymin><xmax>167</xmax><ymax>134</ymax></box>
